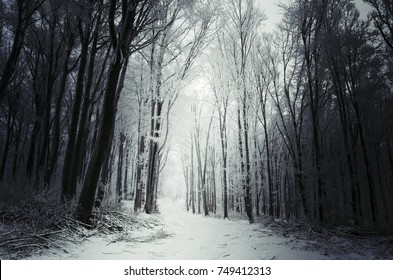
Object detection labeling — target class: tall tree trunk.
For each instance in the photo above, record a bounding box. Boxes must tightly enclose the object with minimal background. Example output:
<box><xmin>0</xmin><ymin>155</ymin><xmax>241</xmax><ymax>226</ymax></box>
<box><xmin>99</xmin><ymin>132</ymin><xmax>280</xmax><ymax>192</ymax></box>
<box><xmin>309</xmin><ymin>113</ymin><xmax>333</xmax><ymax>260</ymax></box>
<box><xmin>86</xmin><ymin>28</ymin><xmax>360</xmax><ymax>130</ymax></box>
<box><xmin>123</xmin><ymin>139</ymin><xmax>130</xmax><ymax>199</ymax></box>
<box><xmin>219</xmin><ymin>108</ymin><xmax>228</xmax><ymax>219</ymax></box>
<box><xmin>76</xmin><ymin>49</ymin><xmax>124</xmax><ymax>223</ymax></box>
<box><xmin>72</xmin><ymin>1</ymin><xmax>104</xmax><ymax>184</ymax></box>
<box><xmin>76</xmin><ymin>0</ymin><xmax>147</xmax><ymax>220</ymax></box>
<box><xmin>242</xmin><ymin>95</ymin><xmax>253</xmax><ymax>223</ymax></box>
<box><xmin>116</xmin><ymin>132</ymin><xmax>125</xmax><ymax>202</ymax></box>
<box><xmin>330</xmin><ymin>63</ymin><xmax>361</xmax><ymax>225</ymax></box>
<box><xmin>190</xmin><ymin>131</ymin><xmax>195</xmax><ymax>214</ymax></box>
<box><xmin>185</xmin><ymin>166</ymin><xmax>189</xmax><ymax>211</ymax></box>
<box><xmin>0</xmin><ymin>114</ymin><xmax>13</xmax><ymax>180</ymax></box>
<box><xmin>210</xmin><ymin>147</ymin><xmax>217</xmax><ymax>214</ymax></box>
<box><xmin>26</xmin><ymin>116</ymin><xmax>40</xmax><ymax>178</ymax></box>
<box><xmin>134</xmin><ymin>134</ymin><xmax>145</xmax><ymax>211</ymax></box>
<box><xmin>61</xmin><ymin>20</ymin><xmax>91</xmax><ymax>200</ymax></box>
<box><xmin>356</xmin><ymin>110</ymin><xmax>377</xmax><ymax>224</ymax></box>
<box><xmin>45</xmin><ymin>38</ymin><xmax>74</xmax><ymax>186</ymax></box>
<box><xmin>38</xmin><ymin>14</ymin><xmax>58</xmax><ymax>186</ymax></box>
<box><xmin>12</xmin><ymin>119</ymin><xmax>23</xmax><ymax>179</ymax></box>
<box><xmin>253</xmin><ymin>136</ymin><xmax>260</xmax><ymax>217</ymax></box>
<box><xmin>303</xmin><ymin>31</ymin><xmax>326</xmax><ymax>224</ymax></box>
<box><xmin>262</xmin><ymin>109</ymin><xmax>273</xmax><ymax>217</ymax></box>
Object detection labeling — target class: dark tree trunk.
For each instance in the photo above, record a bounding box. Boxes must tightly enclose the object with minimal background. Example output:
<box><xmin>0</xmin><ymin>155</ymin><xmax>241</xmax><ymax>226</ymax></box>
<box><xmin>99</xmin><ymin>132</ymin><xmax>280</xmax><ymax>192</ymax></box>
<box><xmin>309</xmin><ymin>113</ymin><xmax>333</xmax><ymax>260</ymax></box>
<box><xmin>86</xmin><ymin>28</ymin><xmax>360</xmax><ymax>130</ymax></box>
<box><xmin>38</xmin><ymin>15</ymin><xmax>58</xmax><ymax>186</ymax></box>
<box><xmin>145</xmin><ymin>133</ymin><xmax>161</xmax><ymax>213</ymax></box>
<box><xmin>61</xmin><ymin>20</ymin><xmax>91</xmax><ymax>201</ymax></box>
<box><xmin>75</xmin><ymin>0</ymin><xmax>148</xmax><ymax>221</ymax></box>
<box><xmin>0</xmin><ymin>113</ymin><xmax>13</xmax><ymax>180</ymax></box>
<box><xmin>253</xmin><ymin>136</ymin><xmax>260</xmax><ymax>217</ymax></box>
<box><xmin>210</xmin><ymin>148</ymin><xmax>217</xmax><ymax>214</ymax></box>
<box><xmin>262</xmin><ymin>110</ymin><xmax>273</xmax><ymax>217</ymax></box>
<box><xmin>302</xmin><ymin>28</ymin><xmax>326</xmax><ymax>224</ymax></box>
<box><xmin>134</xmin><ymin>134</ymin><xmax>145</xmax><ymax>212</ymax></box>
<box><xmin>330</xmin><ymin>62</ymin><xmax>361</xmax><ymax>225</ymax></box>
<box><xmin>218</xmin><ymin>108</ymin><xmax>228</xmax><ymax>219</ymax></box>
<box><xmin>237</xmin><ymin>98</ymin><xmax>253</xmax><ymax>223</ymax></box>
<box><xmin>72</xmin><ymin>2</ymin><xmax>104</xmax><ymax>184</ymax></box>
<box><xmin>45</xmin><ymin>37</ymin><xmax>74</xmax><ymax>187</ymax></box>
<box><xmin>116</xmin><ymin>132</ymin><xmax>125</xmax><ymax>202</ymax></box>
<box><xmin>145</xmin><ymin>30</ymin><xmax>166</xmax><ymax>214</ymax></box>
<box><xmin>12</xmin><ymin>119</ymin><xmax>23</xmax><ymax>179</ymax></box>
<box><xmin>26</xmin><ymin>117</ymin><xmax>40</xmax><ymax>178</ymax></box>
<box><xmin>94</xmin><ymin>128</ymin><xmax>113</xmax><ymax>209</ymax></box>
<box><xmin>123</xmin><ymin>139</ymin><xmax>130</xmax><ymax>198</ymax></box>
<box><xmin>76</xmin><ymin>50</ymin><xmax>123</xmax><ymax>223</ymax></box>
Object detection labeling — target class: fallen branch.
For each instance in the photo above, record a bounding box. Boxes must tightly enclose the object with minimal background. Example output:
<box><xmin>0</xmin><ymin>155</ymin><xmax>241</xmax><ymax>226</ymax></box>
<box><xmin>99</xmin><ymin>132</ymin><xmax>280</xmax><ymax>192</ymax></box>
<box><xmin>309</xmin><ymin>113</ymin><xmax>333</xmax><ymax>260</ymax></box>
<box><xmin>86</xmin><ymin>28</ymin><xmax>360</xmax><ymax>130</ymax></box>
<box><xmin>0</xmin><ymin>229</ymin><xmax>15</xmax><ymax>237</ymax></box>
<box><xmin>33</xmin><ymin>234</ymin><xmax>69</xmax><ymax>253</ymax></box>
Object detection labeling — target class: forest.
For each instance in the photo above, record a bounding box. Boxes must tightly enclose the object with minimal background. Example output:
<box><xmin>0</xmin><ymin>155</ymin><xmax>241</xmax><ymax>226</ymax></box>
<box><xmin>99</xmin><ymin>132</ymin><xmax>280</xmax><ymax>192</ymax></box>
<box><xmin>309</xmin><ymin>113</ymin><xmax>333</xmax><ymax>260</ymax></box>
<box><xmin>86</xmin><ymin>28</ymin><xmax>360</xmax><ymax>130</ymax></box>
<box><xmin>1</xmin><ymin>0</ymin><xmax>393</xmax><ymax>259</ymax></box>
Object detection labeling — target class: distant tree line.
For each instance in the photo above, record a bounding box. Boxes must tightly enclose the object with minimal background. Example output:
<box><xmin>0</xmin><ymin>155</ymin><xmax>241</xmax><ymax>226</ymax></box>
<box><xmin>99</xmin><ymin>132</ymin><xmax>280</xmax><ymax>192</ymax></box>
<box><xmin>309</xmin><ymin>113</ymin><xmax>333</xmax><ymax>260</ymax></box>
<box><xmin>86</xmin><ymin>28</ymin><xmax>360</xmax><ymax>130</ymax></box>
<box><xmin>181</xmin><ymin>0</ymin><xmax>393</xmax><ymax>229</ymax></box>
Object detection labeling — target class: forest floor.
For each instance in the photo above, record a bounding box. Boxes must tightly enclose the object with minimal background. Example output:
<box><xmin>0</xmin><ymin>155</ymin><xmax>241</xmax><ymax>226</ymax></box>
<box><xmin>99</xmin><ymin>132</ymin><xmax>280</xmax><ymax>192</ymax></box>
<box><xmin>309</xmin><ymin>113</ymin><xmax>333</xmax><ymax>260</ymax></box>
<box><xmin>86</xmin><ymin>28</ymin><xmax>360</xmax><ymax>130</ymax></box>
<box><xmin>1</xmin><ymin>198</ymin><xmax>393</xmax><ymax>260</ymax></box>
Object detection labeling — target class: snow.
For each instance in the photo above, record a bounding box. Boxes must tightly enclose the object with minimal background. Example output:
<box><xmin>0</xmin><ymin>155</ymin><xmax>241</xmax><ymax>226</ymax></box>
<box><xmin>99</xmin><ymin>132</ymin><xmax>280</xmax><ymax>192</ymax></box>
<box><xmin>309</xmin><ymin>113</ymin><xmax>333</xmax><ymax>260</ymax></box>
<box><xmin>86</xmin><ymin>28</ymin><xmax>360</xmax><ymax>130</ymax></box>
<box><xmin>26</xmin><ymin>199</ymin><xmax>333</xmax><ymax>260</ymax></box>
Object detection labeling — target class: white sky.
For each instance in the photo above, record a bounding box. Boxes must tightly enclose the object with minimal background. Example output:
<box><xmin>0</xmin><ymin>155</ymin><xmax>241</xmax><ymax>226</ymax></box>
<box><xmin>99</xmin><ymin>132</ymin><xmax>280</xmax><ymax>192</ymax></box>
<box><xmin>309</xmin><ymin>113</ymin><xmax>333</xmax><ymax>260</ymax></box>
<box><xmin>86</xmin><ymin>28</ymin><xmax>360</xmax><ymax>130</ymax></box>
<box><xmin>259</xmin><ymin>0</ymin><xmax>372</xmax><ymax>32</ymax></box>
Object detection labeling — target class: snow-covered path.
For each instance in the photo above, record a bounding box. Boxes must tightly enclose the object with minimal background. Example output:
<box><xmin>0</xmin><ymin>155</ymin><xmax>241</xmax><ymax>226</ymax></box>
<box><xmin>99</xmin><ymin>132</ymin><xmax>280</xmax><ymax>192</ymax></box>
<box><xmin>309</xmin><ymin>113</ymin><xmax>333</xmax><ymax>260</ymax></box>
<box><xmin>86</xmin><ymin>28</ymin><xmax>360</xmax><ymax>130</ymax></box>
<box><xmin>135</xmin><ymin>199</ymin><xmax>326</xmax><ymax>260</ymax></box>
<box><xmin>34</xmin><ymin>199</ymin><xmax>328</xmax><ymax>260</ymax></box>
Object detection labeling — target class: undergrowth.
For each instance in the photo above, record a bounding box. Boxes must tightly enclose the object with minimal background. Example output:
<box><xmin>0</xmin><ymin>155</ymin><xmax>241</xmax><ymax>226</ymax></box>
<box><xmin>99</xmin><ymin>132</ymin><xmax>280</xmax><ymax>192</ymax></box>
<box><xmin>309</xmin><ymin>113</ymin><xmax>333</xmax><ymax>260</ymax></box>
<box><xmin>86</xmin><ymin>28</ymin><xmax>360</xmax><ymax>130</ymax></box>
<box><xmin>0</xmin><ymin>186</ymin><xmax>154</xmax><ymax>259</ymax></box>
<box><xmin>258</xmin><ymin>217</ymin><xmax>393</xmax><ymax>259</ymax></box>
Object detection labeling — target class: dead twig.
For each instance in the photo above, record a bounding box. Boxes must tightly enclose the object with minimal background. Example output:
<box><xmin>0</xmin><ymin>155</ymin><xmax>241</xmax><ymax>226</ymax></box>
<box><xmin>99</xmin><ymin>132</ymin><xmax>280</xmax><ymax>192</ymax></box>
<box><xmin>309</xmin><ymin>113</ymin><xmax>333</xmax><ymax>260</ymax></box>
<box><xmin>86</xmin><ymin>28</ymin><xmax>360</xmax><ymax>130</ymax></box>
<box><xmin>0</xmin><ymin>229</ymin><xmax>15</xmax><ymax>237</ymax></box>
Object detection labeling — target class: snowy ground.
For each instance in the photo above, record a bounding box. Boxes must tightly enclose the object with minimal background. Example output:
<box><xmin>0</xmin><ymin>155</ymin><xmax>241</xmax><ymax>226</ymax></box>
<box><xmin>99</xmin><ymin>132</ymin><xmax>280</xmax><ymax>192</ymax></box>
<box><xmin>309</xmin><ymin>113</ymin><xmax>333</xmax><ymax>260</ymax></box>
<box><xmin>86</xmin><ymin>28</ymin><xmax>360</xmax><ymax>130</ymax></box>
<box><xmin>1</xmin><ymin>198</ymin><xmax>391</xmax><ymax>260</ymax></box>
<box><xmin>14</xmin><ymin>198</ymin><xmax>389</xmax><ymax>260</ymax></box>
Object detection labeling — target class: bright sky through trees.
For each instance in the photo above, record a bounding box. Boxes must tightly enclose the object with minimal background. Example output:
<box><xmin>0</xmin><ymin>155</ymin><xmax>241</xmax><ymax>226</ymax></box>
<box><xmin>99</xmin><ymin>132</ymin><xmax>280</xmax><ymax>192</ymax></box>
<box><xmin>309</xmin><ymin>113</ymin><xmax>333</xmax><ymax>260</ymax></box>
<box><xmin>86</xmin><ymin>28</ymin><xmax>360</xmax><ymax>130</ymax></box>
<box><xmin>260</xmin><ymin>0</ymin><xmax>371</xmax><ymax>31</ymax></box>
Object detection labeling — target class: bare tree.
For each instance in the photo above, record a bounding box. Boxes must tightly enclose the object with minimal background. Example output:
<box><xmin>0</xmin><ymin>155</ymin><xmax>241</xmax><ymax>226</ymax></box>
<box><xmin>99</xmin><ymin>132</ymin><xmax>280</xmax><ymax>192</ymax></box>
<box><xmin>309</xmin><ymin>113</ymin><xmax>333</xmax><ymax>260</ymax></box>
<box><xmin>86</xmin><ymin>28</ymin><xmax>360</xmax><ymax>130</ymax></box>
<box><xmin>364</xmin><ymin>0</ymin><xmax>393</xmax><ymax>52</ymax></box>
<box><xmin>219</xmin><ymin>0</ymin><xmax>264</xmax><ymax>223</ymax></box>
<box><xmin>0</xmin><ymin>0</ymin><xmax>43</xmax><ymax>100</ymax></box>
<box><xmin>76</xmin><ymin>0</ymin><xmax>161</xmax><ymax>223</ymax></box>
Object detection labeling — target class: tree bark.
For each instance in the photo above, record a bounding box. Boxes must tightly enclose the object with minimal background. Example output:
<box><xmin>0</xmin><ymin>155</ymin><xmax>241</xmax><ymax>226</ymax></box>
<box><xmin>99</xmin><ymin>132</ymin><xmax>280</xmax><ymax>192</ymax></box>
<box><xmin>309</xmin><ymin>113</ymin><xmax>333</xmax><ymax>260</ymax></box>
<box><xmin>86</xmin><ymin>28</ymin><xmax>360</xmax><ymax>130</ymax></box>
<box><xmin>61</xmin><ymin>18</ymin><xmax>91</xmax><ymax>200</ymax></box>
<box><xmin>76</xmin><ymin>50</ymin><xmax>123</xmax><ymax>223</ymax></box>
